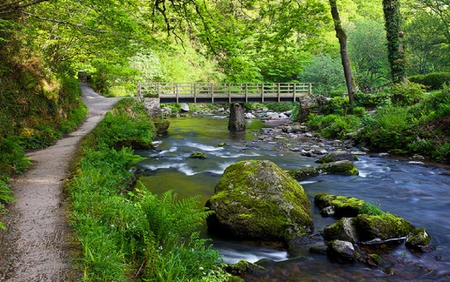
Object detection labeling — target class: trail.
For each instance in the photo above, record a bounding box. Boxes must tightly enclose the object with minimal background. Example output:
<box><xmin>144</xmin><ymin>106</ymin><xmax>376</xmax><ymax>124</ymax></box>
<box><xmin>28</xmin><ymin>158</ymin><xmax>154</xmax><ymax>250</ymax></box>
<box><xmin>0</xmin><ymin>84</ymin><xmax>121</xmax><ymax>281</ymax></box>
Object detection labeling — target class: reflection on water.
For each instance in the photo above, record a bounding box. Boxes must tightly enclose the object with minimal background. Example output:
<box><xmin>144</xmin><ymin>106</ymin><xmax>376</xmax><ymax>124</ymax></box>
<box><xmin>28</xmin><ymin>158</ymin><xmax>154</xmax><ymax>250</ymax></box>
<box><xmin>135</xmin><ymin>115</ymin><xmax>450</xmax><ymax>281</ymax></box>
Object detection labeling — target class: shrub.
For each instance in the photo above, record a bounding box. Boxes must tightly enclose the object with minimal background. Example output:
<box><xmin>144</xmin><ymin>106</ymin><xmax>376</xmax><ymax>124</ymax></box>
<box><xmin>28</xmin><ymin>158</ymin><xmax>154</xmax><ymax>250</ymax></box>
<box><xmin>265</xmin><ymin>102</ymin><xmax>295</xmax><ymax>112</ymax></box>
<box><xmin>307</xmin><ymin>114</ymin><xmax>361</xmax><ymax>139</ymax></box>
<box><xmin>409</xmin><ymin>72</ymin><xmax>450</xmax><ymax>90</ymax></box>
<box><xmin>357</xmin><ymin>106</ymin><xmax>417</xmax><ymax>152</ymax></box>
<box><xmin>323</xmin><ymin>96</ymin><xmax>350</xmax><ymax>115</ymax></box>
<box><xmin>354</xmin><ymin>92</ymin><xmax>392</xmax><ymax>108</ymax></box>
<box><xmin>390</xmin><ymin>82</ymin><xmax>425</xmax><ymax>105</ymax></box>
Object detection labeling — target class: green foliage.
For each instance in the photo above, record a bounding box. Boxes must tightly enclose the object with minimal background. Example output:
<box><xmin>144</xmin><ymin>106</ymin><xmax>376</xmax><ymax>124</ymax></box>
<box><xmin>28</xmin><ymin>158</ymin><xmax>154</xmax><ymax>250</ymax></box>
<box><xmin>359</xmin><ymin>201</ymin><xmax>384</xmax><ymax>216</ymax></box>
<box><xmin>357</xmin><ymin>106</ymin><xmax>417</xmax><ymax>152</ymax></box>
<box><xmin>348</xmin><ymin>18</ymin><xmax>390</xmax><ymax>93</ymax></box>
<box><xmin>88</xmin><ymin>99</ymin><xmax>155</xmax><ymax>149</ymax></box>
<box><xmin>354</xmin><ymin>92</ymin><xmax>392</xmax><ymax>108</ymax></box>
<box><xmin>68</xmin><ymin>99</ymin><xmax>228</xmax><ymax>281</ymax></box>
<box><xmin>307</xmin><ymin>114</ymin><xmax>361</xmax><ymax>139</ymax></box>
<box><xmin>382</xmin><ymin>0</ymin><xmax>407</xmax><ymax>83</ymax></box>
<box><xmin>409</xmin><ymin>72</ymin><xmax>450</xmax><ymax>91</ymax></box>
<box><xmin>351</xmin><ymin>106</ymin><xmax>367</xmax><ymax>117</ymax></box>
<box><xmin>265</xmin><ymin>102</ymin><xmax>295</xmax><ymax>112</ymax></box>
<box><xmin>297</xmin><ymin>55</ymin><xmax>345</xmax><ymax>95</ymax></box>
<box><xmin>0</xmin><ymin>137</ymin><xmax>31</xmax><ymax>177</ymax></box>
<box><xmin>390</xmin><ymin>82</ymin><xmax>425</xmax><ymax>105</ymax></box>
<box><xmin>0</xmin><ymin>177</ymin><xmax>14</xmax><ymax>230</ymax></box>
<box><xmin>323</xmin><ymin>96</ymin><xmax>350</xmax><ymax>115</ymax></box>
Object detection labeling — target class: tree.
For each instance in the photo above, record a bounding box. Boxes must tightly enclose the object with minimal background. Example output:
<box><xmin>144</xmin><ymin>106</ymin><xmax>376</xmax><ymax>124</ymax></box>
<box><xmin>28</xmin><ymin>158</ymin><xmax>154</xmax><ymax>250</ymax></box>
<box><xmin>382</xmin><ymin>0</ymin><xmax>407</xmax><ymax>83</ymax></box>
<box><xmin>329</xmin><ymin>0</ymin><xmax>357</xmax><ymax>103</ymax></box>
<box><xmin>404</xmin><ymin>11</ymin><xmax>448</xmax><ymax>74</ymax></box>
<box><xmin>298</xmin><ymin>54</ymin><xmax>345</xmax><ymax>95</ymax></box>
<box><xmin>348</xmin><ymin>18</ymin><xmax>389</xmax><ymax>93</ymax></box>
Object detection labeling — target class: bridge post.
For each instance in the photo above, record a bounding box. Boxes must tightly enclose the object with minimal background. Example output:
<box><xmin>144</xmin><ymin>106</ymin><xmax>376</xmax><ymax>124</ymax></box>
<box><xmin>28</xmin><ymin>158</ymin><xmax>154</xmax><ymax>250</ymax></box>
<box><xmin>228</xmin><ymin>103</ymin><xmax>246</xmax><ymax>131</ymax></box>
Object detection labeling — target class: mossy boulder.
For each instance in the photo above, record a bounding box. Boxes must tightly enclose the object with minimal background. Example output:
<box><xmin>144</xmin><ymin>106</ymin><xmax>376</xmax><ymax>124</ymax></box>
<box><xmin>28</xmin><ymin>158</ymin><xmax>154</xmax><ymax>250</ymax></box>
<box><xmin>322</xmin><ymin>217</ymin><xmax>358</xmax><ymax>242</ymax></box>
<box><xmin>405</xmin><ymin>227</ymin><xmax>432</xmax><ymax>252</ymax></box>
<box><xmin>314</xmin><ymin>193</ymin><xmax>365</xmax><ymax>217</ymax></box>
<box><xmin>323</xmin><ymin>213</ymin><xmax>415</xmax><ymax>244</ymax></box>
<box><xmin>355</xmin><ymin>213</ymin><xmax>415</xmax><ymax>243</ymax></box>
<box><xmin>288</xmin><ymin>160</ymin><xmax>358</xmax><ymax>181</ymax></box>
<box><xmin>218</xmin><ymin>142</ymin><xmax>228</xmax><ymax>147</ymax></box>
<box><xmin>153</xmin><ymin>118</ymin><xmax>170</xmax><ymax>135</ymax></box>
<box><xmin>316</xmin><ymin>151</ymin><xmax>360</xmax><ymax>164</ymax></box>
<box><xmin>189</xmin><ymin>151</ymin><xmax>208</xmax><ymax>159</ymax></box>
<box><xmin>206</xmin><ymin>160</ymin><xmax>313</xmax><ymax>243</ymax></box>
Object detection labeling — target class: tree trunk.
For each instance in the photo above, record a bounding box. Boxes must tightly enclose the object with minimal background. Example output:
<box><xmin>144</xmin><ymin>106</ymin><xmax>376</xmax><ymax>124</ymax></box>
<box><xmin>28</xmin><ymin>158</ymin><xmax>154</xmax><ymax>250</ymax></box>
<box><xmin>329</xmin><ymin>0</ymin><xmax>357</xmax><ymax>104</ymax></box>
<box><xmin>382</xmin><ymin>0</ymin><xmax>407</xmax><ymax>84</ymax></box>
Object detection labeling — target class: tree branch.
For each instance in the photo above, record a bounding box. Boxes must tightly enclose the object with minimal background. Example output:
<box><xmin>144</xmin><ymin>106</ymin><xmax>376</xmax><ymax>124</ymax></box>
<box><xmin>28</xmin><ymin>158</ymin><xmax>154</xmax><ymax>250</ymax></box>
<box><xmin>0</xmin><ymin>0</ymin><xmax>50</xmax><ymax>15</ymax></box>
<box><xmin>22</xmin><ymin>11</ymin><xmax>110</xmax><ymax>33</ymax></box>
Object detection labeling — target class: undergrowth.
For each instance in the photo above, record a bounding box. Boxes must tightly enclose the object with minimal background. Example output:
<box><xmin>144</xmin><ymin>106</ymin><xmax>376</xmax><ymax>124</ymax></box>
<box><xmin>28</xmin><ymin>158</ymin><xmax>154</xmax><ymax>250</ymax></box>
<box><xmin>0</xmin><ymin>70</ymin><xmax>86</xmax><ymax>230</ymax></box>
<box><xmin>68</xmin><ymin>98</ymin><xmax>231</xmax><ymax>281</ymax></box>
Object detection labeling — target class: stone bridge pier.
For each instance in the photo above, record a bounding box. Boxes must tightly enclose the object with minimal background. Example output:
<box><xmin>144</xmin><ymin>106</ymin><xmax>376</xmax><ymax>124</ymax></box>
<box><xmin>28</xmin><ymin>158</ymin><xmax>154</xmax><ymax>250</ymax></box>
<box><xmin>228</xmin><ymin>103</ymin><xmax>246</xmax><ymax>131</ymax></box>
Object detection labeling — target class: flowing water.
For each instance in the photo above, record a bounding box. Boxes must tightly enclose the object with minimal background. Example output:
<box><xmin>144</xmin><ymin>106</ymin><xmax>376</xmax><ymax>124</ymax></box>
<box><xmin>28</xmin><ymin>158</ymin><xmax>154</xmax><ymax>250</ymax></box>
<box><xmin>135</xmin><ymin>115</ymin><xmax>450</xmax><ymax>281</ymax></box>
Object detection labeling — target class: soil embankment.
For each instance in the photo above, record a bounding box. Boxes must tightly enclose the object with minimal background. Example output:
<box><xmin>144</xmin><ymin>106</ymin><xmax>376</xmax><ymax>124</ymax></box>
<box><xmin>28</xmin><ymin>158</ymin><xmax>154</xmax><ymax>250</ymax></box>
<box><xmin>0</xmin><ymin>84</ymin><xmax>120</xmax><ymax>281</ymax></box>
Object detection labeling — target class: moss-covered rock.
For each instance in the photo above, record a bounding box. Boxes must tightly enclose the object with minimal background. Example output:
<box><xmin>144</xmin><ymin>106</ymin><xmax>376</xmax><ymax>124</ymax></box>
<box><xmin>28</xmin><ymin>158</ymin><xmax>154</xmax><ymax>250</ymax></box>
<box><xmin>355</xmin><ymin>213</ymin><xmax>415</xmax><ymax>243</ymax></box>
<box><xmin>225</xmin><ymin>260</ymin><xmax>267</xmax><ymax>277</ymax></box>
<box><xmin>206</xmin><ymin>160</ymin><xmax>313</xmax><ymax>243</ymax></box>
<box><xmin>218</xmin><ymin>142</ymin><xmax>228</xmax><ymax>147</ymax></box>
<box><xmin>316</xmin><ymin>151</ymin><xmax>360</xmax><ymax>164</ymax></box>
<box><xmin>288</xmin><ymin>160</ymin><xmax>358</xmax><ymax>181</ymax></box>
<box><xmin>314</xmin><ymin>193</ymin><xmax>365</xmax><ymax>217</ymax></box>
<box><xmin>189</xmin><ymin>151</ymin><xmax>208</xmax><ymax>159</ymax></box>
<box><xmin>405</xmin><ymin>227</ymin><xmax>432</xmax><ymax>252</ymax></box>
<box><xmin>153</xmin><ymin>118</ymin><xmax>170</xmax><ymax>135</ymax></box>
<box><xmin>322</xmin><ymin>217</ymin><xmax>358</xmax><ymax>242</ymax></box>
<box><xmin>322</xmin><ymin>213</ymin><xmax>415</xmax><ymax>245</ymax></box>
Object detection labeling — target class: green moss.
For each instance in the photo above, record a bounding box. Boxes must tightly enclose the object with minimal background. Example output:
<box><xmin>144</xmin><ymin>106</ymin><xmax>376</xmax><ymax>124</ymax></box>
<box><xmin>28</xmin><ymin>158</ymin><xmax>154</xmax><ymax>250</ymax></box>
<box><xmin>405</xmin><ymin>227</ymin><xmax>431</xmax><ymax>249</ymax></box>
<box><xmin>209</xmin><ymin>160</ymin><xmax>313</xmax><ymax>241</ymax></box>
<box><xmin>356</xmin><ymin>213</ymin><xmax>415</xmax><ymax>241</ymax></box>
<box><xmin>189</xmin><ymin>151</ymin><xmax>208</xmax><ymax>159</ymax></box>
<box><xmin>314</xmin><ymin>193</ymin><xmax>364</xmax><ymax>217</ymax></box>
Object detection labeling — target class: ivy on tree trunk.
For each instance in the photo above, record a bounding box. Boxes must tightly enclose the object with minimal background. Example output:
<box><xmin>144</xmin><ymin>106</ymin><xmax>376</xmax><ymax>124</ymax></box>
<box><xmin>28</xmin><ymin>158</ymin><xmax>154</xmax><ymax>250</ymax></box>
<box><xmin>329</xmin><ymin>0</ymin><xmax>356</xmax><ymax>104</ymax></box>
<box><xmin>383</xmin><ymin>0</ymin><xmax>407</xmax><ymax>84</ymax></box>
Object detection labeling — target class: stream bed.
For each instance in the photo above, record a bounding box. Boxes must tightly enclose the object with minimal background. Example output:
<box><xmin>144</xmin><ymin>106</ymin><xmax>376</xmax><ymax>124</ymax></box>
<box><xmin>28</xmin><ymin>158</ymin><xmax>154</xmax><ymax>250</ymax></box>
<box><xmin>135</xmin><ymin>115</ymin><xmax>450</xmax><ymax>281</ymax></box>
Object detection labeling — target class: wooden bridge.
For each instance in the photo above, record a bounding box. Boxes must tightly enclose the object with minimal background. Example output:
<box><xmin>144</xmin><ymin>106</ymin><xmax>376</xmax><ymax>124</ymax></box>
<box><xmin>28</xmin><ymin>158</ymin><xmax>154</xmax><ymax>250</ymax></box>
<box><xmin>137</xmin><ymin>82</ymin><xmax>312</xmax><ymax>103</ymax></box>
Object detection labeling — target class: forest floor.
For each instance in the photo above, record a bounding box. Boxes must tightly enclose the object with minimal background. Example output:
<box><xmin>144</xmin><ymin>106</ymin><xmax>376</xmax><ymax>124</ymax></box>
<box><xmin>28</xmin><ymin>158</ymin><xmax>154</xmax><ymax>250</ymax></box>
<box><xmin>0</xmin><ymin>84</ymin><xmax>121</xmax><ymax>281</ymax></box>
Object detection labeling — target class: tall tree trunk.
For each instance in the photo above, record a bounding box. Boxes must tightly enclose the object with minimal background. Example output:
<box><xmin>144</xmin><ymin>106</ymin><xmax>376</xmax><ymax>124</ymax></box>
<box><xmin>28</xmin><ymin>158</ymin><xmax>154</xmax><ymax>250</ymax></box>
<box><xmin>329</xmin><ymin>0</ymin><xmax>356</xmax><ymax>104</ymax></box>
<box><xmin>382</xmin><ymin>0</ymin><xmax>407</xmax><ymax>84</ymax></box>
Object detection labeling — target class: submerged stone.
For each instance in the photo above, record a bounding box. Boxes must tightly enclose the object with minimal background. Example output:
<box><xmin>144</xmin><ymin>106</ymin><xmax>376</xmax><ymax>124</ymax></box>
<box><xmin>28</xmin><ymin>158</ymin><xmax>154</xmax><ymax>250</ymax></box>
<box><xmin>206</xmin><ymin>160</ymin><xmax>313</xmax><ymax>243</ymax></box>
<box><xmin>189</xmin><ymin>151</ymin><xmax>208</xmax><ymax>159</ymax></box>
<box><xmin>288</xmin><ymin>160</ymin><xmax>358</xmax><ymax>181</ymax></box>
<box><xmin>316</xmin><ymin>151</ymin><xmax>360</xmax><ymax>164</ymax></box>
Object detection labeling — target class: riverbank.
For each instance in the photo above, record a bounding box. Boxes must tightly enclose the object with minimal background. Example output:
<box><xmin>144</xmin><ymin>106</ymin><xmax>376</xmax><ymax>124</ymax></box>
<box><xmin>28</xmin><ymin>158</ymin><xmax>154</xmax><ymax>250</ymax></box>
<box><xmin>0</xmin><ymin>84</ymin><xmax>121</xmax><ymax>281</ymax></box>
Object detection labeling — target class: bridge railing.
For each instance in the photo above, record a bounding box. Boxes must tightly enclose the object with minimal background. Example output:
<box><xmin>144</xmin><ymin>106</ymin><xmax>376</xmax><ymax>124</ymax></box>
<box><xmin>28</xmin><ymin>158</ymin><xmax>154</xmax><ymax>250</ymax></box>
<box><xmin>137</xmin><ymin>82</ymin><xmax>312</xmax><ymax>103</ymax></box>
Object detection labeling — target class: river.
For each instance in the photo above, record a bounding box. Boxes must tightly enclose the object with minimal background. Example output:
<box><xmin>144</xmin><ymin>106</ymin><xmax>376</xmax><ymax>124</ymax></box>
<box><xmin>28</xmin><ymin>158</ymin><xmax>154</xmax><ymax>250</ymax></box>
<box><xmin>135</xmin><ymin>115</ymin><xmax>450</xmax><ymax>281</ymax></box>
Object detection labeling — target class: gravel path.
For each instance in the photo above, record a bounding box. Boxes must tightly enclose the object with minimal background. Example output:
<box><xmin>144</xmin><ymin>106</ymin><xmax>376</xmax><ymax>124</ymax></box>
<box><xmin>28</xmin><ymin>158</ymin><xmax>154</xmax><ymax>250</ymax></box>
<box><xmin>0</xmin><ymin>84</ymin><xmax>121</xmax><ymax>281</ymax></box>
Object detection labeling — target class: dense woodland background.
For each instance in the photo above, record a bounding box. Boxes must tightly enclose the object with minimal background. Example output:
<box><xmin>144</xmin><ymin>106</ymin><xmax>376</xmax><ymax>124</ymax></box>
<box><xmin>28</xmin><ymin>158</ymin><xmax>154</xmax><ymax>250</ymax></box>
<box><xmin>1</xmin><ymin>1</ymin><xmax>450</xmax><ymax>280</ymax></box>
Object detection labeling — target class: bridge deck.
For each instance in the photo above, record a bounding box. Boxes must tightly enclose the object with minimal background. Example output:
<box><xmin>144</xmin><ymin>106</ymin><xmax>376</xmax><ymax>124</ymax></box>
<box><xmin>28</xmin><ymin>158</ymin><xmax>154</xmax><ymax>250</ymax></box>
<box><xmin>137</xmin><ymin>82</ymin><xmax>312</xmax><ymax>103</ymax></box>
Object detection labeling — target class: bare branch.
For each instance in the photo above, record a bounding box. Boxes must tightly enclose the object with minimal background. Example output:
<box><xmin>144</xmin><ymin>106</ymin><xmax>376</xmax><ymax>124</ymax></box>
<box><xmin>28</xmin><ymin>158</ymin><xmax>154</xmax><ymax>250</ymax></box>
<box><xmin>0</xmin><ymin>0</ymin><xmax>50</xmax><ymax>15</ymax></box>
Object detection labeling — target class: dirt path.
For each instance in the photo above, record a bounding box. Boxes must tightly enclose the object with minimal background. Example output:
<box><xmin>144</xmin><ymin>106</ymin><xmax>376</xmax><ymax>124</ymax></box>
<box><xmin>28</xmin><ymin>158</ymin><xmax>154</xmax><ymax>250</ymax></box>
<box><xmin>0</xmin><ymin>84</ymin><xmax>121</xmax><ymax>281</ymax></box>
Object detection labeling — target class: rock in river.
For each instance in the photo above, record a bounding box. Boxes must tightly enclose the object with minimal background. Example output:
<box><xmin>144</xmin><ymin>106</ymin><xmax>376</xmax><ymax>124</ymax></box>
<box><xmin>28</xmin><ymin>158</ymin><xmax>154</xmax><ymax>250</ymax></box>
<box><xmin>206</xmin><ymin>160</ymin><xmax>313</xmax><ymax>243</ymax></box>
